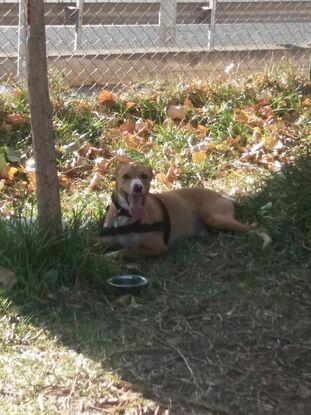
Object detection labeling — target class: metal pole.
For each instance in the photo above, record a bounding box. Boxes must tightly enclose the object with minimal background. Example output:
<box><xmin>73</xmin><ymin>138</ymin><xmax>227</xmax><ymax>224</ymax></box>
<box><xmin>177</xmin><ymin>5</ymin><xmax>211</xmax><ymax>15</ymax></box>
<box><xmin>17</xmin><ymin>0</ymin><xmax>27</xmax><ymax>86</ymax></box>
<box><xmin>74</xmin><ymin>0</ymin><xmax>84</xmax><ymax>51</ymax></box>
<box><xmin>208</xmin><ymin>0</ymin><xmax>217</xmax><ymax>50</ymax></box>
<box><xmin>159</xmin><ymin>0</ymin><xmax>177</xmax><ymax>47</ymax></box>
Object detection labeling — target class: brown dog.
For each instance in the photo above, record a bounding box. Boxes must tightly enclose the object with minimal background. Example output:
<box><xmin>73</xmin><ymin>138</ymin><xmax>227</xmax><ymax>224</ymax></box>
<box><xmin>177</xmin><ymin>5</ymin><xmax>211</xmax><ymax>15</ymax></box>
<box><xmin>101</xmin><ymin>162</ymin><xmax>250</xmax><ymax>258</ymax></box>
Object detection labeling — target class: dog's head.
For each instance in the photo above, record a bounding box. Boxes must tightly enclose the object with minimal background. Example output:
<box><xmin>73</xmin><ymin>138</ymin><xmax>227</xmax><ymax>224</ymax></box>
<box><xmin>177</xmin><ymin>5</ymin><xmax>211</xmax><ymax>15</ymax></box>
<box><xmin>115</xmin><ymin>162</ymin><xmax>153</xmax><ymax>220</ymax></box>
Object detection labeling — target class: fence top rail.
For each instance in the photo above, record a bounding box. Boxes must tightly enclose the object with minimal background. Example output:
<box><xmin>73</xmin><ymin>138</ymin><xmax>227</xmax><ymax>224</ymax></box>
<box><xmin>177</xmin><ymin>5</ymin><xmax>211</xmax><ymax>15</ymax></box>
<box><xmin>1</xmin><ymin>0</ymin><xmax>311</xmax><ymax>3</ymax></box>
<box><xmin>1</xmin><ymin>0</ymin><xmax>309</xmax><ymax>26</ymax></box>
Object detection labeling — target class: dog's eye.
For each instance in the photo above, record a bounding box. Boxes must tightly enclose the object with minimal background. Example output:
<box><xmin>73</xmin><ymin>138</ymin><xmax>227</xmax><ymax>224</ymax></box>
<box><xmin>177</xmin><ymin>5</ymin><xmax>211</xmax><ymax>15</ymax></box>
<box><xmin>141</xmin><ymin>173</ymin><xmax>148</xmax><ymax>180</ymax></box>
<box><xmin>122</xmin><ymin>174</ymin><xmax>130</xmax><ymax>180</ymax></box>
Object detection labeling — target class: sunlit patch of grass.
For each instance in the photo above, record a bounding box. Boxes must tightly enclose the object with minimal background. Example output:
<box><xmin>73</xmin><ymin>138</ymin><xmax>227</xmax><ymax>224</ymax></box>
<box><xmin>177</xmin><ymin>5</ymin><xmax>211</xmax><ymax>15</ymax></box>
<box><xmin>0</xmin><ymin>298</ymin><xmax>151</xmax><ymax>414</ymax></box>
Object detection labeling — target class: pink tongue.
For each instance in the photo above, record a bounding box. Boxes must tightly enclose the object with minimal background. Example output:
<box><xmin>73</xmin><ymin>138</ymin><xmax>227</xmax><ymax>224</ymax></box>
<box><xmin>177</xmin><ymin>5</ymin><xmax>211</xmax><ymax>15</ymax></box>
<box><xmin>129</xmin><ymin>194</ymin><xmax>144</xmax><ymax>221</ymax></box>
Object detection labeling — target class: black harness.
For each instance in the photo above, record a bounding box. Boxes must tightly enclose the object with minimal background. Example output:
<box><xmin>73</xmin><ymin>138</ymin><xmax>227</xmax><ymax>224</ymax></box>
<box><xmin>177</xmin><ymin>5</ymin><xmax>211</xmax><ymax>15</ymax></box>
<box><xmin>100</xmin><ymin>193</ymin><xmax>171</xmax><ymax>245</ymax></box>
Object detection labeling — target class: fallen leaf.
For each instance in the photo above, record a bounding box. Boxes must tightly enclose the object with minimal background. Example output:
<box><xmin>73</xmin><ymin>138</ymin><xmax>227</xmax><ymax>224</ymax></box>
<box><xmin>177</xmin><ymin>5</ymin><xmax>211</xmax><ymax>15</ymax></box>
<box><xmin>248</xmin><ymin>116</ymin><xmax>264</xmax><ymax>128</ymax></box>
<box><xmin>233</xmin><ymin>109</ymin><xmax>249</xmax><ymax>124</ymax></box>
<box><xmin>89</xmin><ymin>172</ymin><xmax>103</xmax><ymax>190</ymax></box>
<box><xmin>5</xmin><ymin>166</ymin><xmax>18</xmax><ymax>181</ymax></box>
<box><xmin>257</xmin><ymin>89</ymin><xmax>273</xmax><ymax>101</ymax></box>
<box><xmin>101</xmin><ymin>144</ymin><xmax>113</xmax><ymax>159</ymax></box>
<box><xmin>71</xmin><ymin>99</ymin><xmax>91</xmax><ymax>113</ymax></box>
<box><xmin>184</xmin><ymin>96</ymin><xmax>193</xmax><ymax>108</ymax></box>
<box><xmin>192</xmin><ymin>151</ymin><xmax>206</xmax><ymax>164</ymax></box>
<box><xmin>259</xmin><ymin>106</ymin><xmax>274</xmax><ymax>120</ymax></box>
<box><xmin>252</xmin><ymin>127</ymin><xmax>262</xmax><ymax>139</ymax></box>
<box><xmin>263</xmin><ymin>135</ymin><xmax>277</xmax><ymax>150</ymax></box>
<box><xmin>119</xmin><ymin>121</ymin><xmax>135</xmax><ymax>135</ymax></box>
<box><xmin>135</xmin><ymin>118</ymin><xmax>153</xmax><ymax>135</ymax></box>
<box><xmin>196</xmin><ymin>124</ymin><xmax>208</xmax><ymax>138</ymax></box>
<box><xmin>191</xmin><ymin>136</ymin><xmax>211</xmax><ymax>152</ymax></box>
<box><xmin>86</xmin><ymin>146</ymin><xmax>101</xmax><ymax>160</ymax></box>
<box><xmin>5</xmin><ymin>113</ymin><xmax>28</xmax><ymax>129</ymax></box>
<box><xmin>155</xmin><ymin>172</ymin><xmax>170</xmax><ymax>186</ymax></box>
<box><xmin>166</xmin><ymin>164</ymin><xmax>177</xmax><ymax>183</ymax></box>
<box><xmin>302</xmin><ymin>98</ymin><xmax>311</xmax><ymax>108</ymax></box>
<box><xmin>167</xmin><ymin>105</ymin><xmax>186</xmax><ymax>121</ymax></box>
<box><xmin>0</xmin><ymin>266</ymin><xmax>17</xmax><ymax>289</ymax></box>
<box><xmin>77</xmin><ymin>142</ymin><xmax>92</xmax><ymax>157</ymax></box>
<box><xmin>94</xmin><ymin>157</ymin><xmax>109</xmax><ymax>174</ymax></box>
<box><xmin>263</xmin><ymin>153</ymin><xmax>275</xmax><ymax>163</ymax></box>
<box><xmin>98</xmin><ymin>90</ymin><xmax>116</xmax><ymax>107</ymax></box>
<box><xmin>123</xmin><ymin>132</ymin><xmax>143</xmax><ymax>150</ymax></box>
<box><xmin>125</xmin><ymin>101</ymin><xmax>136</xmax><ymax>109</ymax></box>
<box><xmin>58</xmin><ymin>173</ymin><xmax>69</xmax><ymax>188</ymax></box>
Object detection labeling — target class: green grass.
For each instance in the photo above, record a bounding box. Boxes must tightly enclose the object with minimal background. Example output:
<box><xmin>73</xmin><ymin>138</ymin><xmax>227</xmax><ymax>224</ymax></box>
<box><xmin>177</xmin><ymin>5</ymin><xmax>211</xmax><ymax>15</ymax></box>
<box><xmin>0</xmin><ymin>214</ymin><xmax>116</xmax><ymax>294</ymax></box>
<box><xmin>0</xmin><ymin>69</ymin><xmax>310</xmax><ymax>413</ymax></box>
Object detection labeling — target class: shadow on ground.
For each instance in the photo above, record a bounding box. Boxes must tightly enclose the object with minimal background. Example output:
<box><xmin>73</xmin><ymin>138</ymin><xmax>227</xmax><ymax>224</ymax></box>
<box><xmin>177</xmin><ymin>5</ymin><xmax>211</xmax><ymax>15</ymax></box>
<box><xmin>8</xmin><ymin>157</ymin><xmax>311</xmax><ymax>414</ymax></box>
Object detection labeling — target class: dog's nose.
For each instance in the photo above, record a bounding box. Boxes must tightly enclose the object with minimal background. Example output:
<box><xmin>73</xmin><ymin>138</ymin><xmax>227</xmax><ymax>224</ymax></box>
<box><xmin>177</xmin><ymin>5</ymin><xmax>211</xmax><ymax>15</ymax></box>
<box><xmin>133</xmin><ymin>183</ymin><xmax>143</xmax><ymax>193</ymax></box>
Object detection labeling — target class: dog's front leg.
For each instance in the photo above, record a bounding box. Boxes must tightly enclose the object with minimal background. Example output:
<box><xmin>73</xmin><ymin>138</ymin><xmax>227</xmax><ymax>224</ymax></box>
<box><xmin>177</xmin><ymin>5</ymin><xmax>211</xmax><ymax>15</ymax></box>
<box><xmin>122</xmin><ymin>239</ymin><xmax>166</xmax><ymax>259</ymax></box>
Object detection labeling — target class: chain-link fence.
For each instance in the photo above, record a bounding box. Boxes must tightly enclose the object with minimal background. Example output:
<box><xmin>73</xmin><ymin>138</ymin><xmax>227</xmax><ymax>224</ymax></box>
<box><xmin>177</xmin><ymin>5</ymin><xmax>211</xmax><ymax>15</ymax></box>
<box><xmin>0</xmin><ymin>0</ymin><xmax>310</xmax><ymax>89</ymax></box>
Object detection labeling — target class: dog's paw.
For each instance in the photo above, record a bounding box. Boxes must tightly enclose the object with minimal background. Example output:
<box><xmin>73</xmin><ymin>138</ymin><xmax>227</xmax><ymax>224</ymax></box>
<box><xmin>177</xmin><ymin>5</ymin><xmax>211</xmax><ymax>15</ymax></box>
<box><xmin>104</xmin><ymin>250</ymin><xmax>122</xmax><ymax>260</ymax></box>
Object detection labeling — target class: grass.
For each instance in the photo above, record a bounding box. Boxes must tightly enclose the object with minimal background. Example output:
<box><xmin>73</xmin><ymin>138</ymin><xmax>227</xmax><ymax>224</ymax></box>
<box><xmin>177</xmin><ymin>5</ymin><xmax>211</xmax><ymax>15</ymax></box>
<box><xmin>0</xmin><ymin>68</ymin><xmax>310</xmax><ymax>414</ymax></box>
<box><xmin>0</xmin><ymin>214</ymin><xmax>116</xmax><ymax>294</ymax></box>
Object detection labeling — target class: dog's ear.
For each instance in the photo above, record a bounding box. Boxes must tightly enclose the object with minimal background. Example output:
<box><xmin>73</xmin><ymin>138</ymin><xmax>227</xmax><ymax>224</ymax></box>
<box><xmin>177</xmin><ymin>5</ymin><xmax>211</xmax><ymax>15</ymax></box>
<box><xmin>114</xmin><ymin>162</ymin><xmax>129</xmax><ymax>177</ymax></box>
<box><xmin>115</xmin><ymin>164</ymin><xmax>123</xmax><ymax>176</ymax></box>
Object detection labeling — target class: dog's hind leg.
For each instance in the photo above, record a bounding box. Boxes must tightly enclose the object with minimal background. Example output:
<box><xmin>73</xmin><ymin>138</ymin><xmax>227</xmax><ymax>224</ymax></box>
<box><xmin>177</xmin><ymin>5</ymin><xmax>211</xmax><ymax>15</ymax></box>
<box><xmin>204</xmin><ymin>213</ymin><xmax>251</xmax><ymax>233</ymax></box>
<box><xmin>200</xmin><ymin>197</ymin><xmax>250</xmax><ymax>233</ymax></box>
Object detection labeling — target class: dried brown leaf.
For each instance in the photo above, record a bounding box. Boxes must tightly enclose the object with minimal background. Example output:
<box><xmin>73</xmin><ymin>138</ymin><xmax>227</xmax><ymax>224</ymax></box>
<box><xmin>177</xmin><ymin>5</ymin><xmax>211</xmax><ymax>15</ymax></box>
<box><xmin>98</xmin><ymin>90</ymin><xmax>116</xmax><ymax>107</ymax></box>
<box><xmin>167</xmin><ymin>105</ymin><xmax>186</xmax><ymax>121</ymax></box>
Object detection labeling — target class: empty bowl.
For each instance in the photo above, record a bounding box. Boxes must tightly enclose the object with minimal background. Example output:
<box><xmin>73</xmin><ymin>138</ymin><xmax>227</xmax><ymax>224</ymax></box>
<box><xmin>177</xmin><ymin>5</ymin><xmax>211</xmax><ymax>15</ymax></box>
<box><xmin>107</xmin><ymin>275</ymin><xmax>149</xmax><ymax>295</ymax></box>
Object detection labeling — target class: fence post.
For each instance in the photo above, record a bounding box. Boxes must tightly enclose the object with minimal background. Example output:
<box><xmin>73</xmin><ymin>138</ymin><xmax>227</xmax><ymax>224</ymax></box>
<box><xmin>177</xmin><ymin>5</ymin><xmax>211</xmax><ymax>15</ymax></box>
<box><xmin>17</xmin><ymin>0</ymin><xmax>27</xmax><ymax>86</ymax></box>
<box><xmin>74</xmin><ymin>0</ymin><xmax>84</xmax><ymax>51</ymax></box>
<box><xmin>208</xmin><ymin>0</ymin><xmax>217</xmax><ymax>49</ymax></box>
<box><xmin>159</xmin><ymin>0</ymin><xmax>177</xmax><ymax>47</ymax></box>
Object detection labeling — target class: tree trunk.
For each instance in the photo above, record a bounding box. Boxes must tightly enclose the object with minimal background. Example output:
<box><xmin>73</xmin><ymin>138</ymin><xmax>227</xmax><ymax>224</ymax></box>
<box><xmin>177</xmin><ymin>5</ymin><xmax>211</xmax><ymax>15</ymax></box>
<box><xmin>26</xmin><ymin>0</ymin><xmax>62</xmax><ymax>235</ymax></box>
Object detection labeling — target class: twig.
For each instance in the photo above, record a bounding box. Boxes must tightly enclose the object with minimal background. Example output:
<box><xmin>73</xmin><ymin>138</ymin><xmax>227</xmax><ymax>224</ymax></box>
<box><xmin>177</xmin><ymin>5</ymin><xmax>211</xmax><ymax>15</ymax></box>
<box><xmin>65</xmin><ymin>375</ymin><xmax>78</xmax><ymax>406</ymax></box>
<box><xmin>156</xmin><ymin>336</ymin><xmax>202</xmax><ymax>392</ymax></box>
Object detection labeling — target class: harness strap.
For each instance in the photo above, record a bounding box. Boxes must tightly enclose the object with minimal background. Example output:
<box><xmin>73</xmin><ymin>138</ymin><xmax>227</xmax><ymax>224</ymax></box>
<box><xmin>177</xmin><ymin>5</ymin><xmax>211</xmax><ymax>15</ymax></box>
<box><xmin>111</xmin><ymin>192</ymin><xmax>131</xmax><ymax>217</ymax></box>
<box><xmin>100</xmin><ymin>194</ymin><xmax>171</xmax><ymax>245</ymax></box>
<box><xmin>149</xmin><ymin>194</ymin><xmax>171</xmax><ymax>245</ymax></box>
<box><xmin>101</xmin><ymin>220</ymin><xmax>166</xmax><ymax>237</ymax></box>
